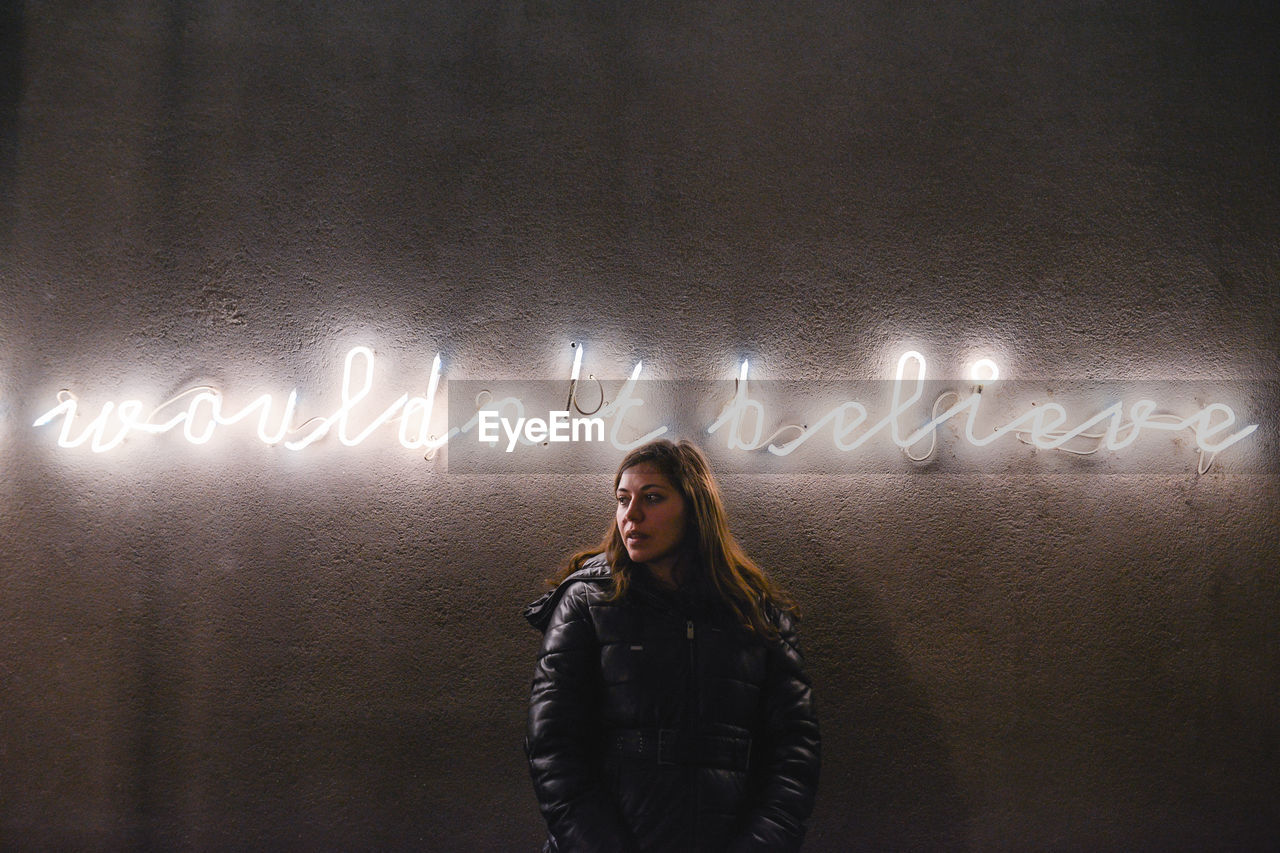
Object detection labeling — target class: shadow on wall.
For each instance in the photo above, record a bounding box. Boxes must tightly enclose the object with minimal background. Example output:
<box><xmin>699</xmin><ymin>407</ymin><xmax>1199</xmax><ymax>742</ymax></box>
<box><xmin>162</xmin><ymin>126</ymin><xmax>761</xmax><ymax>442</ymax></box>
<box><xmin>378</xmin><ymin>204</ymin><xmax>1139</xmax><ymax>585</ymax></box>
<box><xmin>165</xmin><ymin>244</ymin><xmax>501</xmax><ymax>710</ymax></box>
<box><xmin>804</xmin><ymin>571</ymin><xmax>969</xmax><ymax>852</ymax></box>
<box><xmin>0</xmin><ymin>1</ymin><xmax>23</xmax><ymax>244</ymax></box>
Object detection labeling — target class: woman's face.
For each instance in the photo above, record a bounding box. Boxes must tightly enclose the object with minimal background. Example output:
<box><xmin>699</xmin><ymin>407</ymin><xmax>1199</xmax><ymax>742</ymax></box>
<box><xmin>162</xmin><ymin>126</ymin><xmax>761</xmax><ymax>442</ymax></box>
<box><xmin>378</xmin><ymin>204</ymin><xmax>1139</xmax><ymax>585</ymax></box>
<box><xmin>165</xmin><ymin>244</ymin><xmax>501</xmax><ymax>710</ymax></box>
<box><xmin>616</xmin><ymin>462</ymin><xmax>688</xmax><ymax>569</ymax></box>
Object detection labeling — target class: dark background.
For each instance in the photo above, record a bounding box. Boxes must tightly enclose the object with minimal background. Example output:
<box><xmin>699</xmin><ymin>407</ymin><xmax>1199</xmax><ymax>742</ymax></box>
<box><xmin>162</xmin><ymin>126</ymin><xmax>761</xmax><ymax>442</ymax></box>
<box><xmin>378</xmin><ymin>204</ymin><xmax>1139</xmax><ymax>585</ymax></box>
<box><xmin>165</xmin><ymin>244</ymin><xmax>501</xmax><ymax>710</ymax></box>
<box><xmin>1</xmin><ymin>2</ymin><xmax>1277</xmax><ymax>849</ymax></box>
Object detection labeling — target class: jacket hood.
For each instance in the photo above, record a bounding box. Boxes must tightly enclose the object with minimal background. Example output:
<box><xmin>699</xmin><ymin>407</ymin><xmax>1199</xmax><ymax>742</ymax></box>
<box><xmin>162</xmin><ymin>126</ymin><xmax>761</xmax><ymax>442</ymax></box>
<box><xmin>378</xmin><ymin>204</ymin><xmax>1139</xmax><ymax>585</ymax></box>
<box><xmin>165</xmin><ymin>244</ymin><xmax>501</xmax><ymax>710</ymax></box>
<box><xmin>523</xmin><ymin>554</ymin><xmax>613</xmax><ymax>633</ymax></box>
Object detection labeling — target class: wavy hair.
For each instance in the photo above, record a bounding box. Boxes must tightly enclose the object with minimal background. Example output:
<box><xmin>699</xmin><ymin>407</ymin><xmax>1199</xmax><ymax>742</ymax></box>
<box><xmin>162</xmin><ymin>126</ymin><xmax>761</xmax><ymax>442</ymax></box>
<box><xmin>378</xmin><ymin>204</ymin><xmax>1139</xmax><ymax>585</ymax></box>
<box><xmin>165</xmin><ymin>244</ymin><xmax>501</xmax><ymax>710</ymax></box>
<box><xmin>555</xmin><ymin>438</ymin><xmax>796</xmax><ymax>638</ymax></box>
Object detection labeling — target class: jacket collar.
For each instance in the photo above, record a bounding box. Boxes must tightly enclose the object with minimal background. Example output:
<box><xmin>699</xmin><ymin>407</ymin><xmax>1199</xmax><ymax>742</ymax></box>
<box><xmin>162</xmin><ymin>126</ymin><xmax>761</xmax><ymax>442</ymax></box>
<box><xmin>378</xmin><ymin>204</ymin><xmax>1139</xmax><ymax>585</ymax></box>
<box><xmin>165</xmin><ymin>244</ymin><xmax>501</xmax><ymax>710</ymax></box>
<box><xmin>523</xmin><ymin>554</ymin><xmax>613</xmax><ymax>633</ymax></box>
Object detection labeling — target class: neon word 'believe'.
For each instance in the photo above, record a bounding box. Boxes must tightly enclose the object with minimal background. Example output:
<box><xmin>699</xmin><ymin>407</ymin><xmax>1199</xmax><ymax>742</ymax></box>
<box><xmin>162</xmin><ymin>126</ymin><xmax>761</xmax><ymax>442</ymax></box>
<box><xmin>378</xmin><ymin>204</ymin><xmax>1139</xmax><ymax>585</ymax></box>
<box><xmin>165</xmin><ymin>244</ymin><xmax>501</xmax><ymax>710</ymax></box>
<box><xmin>707</xmin><ymin>351</ymin><xmax>1257</xmax><ymax>473</ymax></box>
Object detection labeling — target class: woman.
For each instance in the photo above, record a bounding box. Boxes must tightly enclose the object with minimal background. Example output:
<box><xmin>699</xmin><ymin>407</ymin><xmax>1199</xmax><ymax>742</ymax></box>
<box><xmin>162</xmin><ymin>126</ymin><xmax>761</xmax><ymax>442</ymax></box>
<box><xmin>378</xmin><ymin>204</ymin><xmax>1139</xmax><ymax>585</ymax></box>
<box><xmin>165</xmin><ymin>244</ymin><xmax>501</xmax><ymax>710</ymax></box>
<box><xmin>524</xmin><ymin>439</ymin><xmax>820</xmax><ymax>852</ymax></box>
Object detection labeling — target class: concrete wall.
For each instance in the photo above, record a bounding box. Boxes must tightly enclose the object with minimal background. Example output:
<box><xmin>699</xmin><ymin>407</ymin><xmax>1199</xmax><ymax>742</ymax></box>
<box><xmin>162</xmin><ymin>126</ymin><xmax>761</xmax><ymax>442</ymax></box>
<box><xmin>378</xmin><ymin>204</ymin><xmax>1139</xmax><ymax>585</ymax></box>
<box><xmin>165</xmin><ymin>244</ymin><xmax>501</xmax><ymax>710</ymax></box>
<box><xmin>1</xmin><ymin>1</ymin><xmax>1277</xmax><ymax>849</ymax></box>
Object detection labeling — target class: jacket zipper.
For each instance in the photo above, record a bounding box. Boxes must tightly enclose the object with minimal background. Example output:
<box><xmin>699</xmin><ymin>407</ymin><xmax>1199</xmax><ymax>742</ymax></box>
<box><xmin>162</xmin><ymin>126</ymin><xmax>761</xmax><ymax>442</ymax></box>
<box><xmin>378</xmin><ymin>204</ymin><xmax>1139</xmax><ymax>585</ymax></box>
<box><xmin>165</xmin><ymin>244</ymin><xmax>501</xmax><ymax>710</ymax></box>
<box><xmin>687</xmin><ymin>618</ymin><xmax>699</xmax><ymax>852</ymax></box>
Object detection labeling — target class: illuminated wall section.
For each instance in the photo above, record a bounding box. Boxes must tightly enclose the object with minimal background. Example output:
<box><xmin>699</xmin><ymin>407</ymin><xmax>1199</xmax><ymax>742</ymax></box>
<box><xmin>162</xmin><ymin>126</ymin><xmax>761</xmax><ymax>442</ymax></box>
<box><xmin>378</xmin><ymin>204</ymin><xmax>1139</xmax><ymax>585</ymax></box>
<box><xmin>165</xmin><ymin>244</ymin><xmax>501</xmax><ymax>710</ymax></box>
<box><xmin>1</xmin><ymin>2</ymin><xmax>1277</xmax><ymax>850</ymax></box>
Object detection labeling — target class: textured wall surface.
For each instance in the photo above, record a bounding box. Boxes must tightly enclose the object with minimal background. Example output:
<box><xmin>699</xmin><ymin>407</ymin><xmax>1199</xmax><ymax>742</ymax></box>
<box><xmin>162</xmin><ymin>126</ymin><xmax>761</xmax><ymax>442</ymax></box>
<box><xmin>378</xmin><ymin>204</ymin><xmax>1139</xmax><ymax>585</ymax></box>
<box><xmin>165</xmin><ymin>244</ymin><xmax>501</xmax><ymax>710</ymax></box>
<box><xmin>1</xmin><ymin>2</ymin><xmax>1278</xmax><ymax>850</ymax></box>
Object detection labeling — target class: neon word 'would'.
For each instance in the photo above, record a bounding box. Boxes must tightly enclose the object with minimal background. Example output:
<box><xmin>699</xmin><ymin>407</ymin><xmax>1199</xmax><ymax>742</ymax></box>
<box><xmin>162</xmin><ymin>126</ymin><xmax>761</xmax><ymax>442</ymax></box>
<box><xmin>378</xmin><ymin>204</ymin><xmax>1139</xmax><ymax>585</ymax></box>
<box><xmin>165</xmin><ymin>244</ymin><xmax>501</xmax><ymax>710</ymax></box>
<box><xmin>33</xmin><ymin>346</ymin><xmax>446</xmax><ymax>453</ymax></box>
<box><xmin>33</xmin><ymin>344</ymin><xmax>667</xmax><ymax>454</ymax></box>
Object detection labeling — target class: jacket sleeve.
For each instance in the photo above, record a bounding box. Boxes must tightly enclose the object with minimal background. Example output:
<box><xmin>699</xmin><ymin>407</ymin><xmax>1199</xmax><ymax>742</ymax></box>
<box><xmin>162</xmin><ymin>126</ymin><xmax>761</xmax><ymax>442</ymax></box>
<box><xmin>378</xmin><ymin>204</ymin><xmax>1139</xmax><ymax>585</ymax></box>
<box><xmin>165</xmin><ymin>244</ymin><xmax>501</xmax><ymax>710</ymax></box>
<box><xmin>526</xmin><ymin>583</ymin><xmax>635</xmax><ymax>853</ymax></box>
<box><xmin>729</xmin><ymin>609</ymin><xmax>821</xmax><ymax>853</ymax></box>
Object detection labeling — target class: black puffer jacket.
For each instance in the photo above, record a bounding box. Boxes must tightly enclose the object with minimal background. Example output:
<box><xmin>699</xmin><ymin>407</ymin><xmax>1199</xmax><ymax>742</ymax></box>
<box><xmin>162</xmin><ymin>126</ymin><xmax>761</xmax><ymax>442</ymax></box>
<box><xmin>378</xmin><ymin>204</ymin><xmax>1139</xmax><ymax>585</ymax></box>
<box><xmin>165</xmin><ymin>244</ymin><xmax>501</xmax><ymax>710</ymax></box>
<box><xmin>525</xmin><ymin>555</ymin><xmax>820</xmax><ymax>853</ymax></box>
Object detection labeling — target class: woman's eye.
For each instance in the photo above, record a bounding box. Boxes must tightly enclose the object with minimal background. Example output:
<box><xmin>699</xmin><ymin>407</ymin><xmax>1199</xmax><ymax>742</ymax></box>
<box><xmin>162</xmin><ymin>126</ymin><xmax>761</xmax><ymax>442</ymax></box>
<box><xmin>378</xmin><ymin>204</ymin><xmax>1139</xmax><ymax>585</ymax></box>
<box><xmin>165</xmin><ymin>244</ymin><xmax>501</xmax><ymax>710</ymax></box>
<box><xmin>646</xmin><ymin>493</ymin><xmax>662</xmax><ymax>503</ymax></box>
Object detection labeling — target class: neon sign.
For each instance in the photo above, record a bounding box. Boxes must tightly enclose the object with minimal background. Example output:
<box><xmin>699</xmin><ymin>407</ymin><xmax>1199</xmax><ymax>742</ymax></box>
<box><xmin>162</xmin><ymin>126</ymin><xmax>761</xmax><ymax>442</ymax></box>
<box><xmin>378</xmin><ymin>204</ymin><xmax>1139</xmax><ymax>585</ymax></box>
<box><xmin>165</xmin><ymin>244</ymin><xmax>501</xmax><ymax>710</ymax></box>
<box><xmin>31</xmin><ymin>345</ymin><xmax>667</xmax><ymax>456</ymax></box>
<box><xmin>29</xmin><ymin>345</ymin><xmax>1258</xmax><ymax>471</ymax></box>
<box><xmin>707</xmin><ymin>352</ymin><xmax>1257</xmax><ymax>474</ymax></box>
<box><xmin>33</xmin><ymin>347</ymin><xmax>446</xmax><ymax>453</ymax></box>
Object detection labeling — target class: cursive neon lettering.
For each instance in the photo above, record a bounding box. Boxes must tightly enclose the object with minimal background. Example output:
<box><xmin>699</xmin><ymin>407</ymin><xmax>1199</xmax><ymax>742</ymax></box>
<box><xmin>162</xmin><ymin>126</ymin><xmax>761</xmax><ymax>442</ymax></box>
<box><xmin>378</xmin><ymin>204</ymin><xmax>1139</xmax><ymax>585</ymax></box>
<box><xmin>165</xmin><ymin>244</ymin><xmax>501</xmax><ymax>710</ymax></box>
<box><xmin>31</xmin><ymin>345</ymin><xmax>1258</xmax><ymax>469</ymax></box>
<box><xmin>736</xmin><ymin>352</ymin><xmax>1258</xmax><ymax>470</ymax></box>
<box><xmin>33</xmin><ymin>346</ymin><xmax>440</xmax><ymax>454</ymax></box>
<box><xmin>595</xmin><ymin>361</ymin><xmax>668</xmax><ymax>451</ymax></box>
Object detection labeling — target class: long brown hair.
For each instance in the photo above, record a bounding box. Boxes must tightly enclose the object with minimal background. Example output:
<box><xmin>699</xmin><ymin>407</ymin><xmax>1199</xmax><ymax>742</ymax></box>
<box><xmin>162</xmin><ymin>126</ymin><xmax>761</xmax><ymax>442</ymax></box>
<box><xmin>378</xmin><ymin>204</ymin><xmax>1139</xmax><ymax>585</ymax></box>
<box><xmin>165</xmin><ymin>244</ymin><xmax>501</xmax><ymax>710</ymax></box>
<box><xmin>555</xmin><ymin>438</ymin><xmax>796</xmax><ymax>638</ymax></box>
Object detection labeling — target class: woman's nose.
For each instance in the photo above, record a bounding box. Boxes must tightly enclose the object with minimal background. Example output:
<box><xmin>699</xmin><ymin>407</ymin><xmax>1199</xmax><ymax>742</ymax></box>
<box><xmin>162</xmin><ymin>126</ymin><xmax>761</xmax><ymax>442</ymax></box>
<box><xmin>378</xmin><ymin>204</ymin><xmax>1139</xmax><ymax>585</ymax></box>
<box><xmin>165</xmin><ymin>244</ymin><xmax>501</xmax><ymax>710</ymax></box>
<box><xmin>624</xmin><ymin>501</ymin><xmax>643</xmax><ymax>522</ymax></box>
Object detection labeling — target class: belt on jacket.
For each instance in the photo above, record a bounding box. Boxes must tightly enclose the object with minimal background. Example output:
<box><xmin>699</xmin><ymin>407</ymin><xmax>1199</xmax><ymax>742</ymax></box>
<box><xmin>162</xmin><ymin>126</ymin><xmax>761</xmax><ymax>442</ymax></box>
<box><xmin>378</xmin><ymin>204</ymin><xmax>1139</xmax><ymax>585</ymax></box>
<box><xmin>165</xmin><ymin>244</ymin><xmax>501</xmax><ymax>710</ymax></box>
<box><xmin>606</xmin><ymin>728</ymin><xmax>752</xmax><ymax>771</ymax></box>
